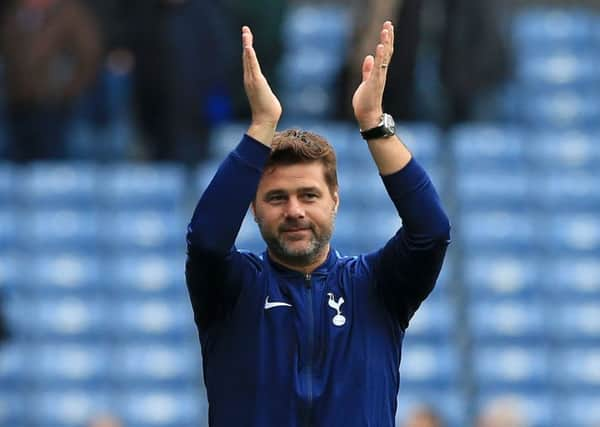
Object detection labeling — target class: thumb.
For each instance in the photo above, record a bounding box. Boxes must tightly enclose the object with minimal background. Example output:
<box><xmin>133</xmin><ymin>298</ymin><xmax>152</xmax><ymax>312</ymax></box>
<box><xmin>362</xmin><ymin>55</ymin><xmax>374</xmax><ymax>82</ymax></box>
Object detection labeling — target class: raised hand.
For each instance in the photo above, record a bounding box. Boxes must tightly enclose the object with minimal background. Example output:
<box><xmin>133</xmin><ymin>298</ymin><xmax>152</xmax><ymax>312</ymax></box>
<box><xmin>351</xmin><ymin>21</ymin><xmax>394</xmax><ymax>131</ymax></box>
<box><xmin>242</xmin><ymin>26</ymin><xmax>282</xmax><ymax>144</ymax></box>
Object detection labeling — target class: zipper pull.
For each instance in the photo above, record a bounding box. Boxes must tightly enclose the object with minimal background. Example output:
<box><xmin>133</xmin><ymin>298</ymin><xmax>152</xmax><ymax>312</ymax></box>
<box><xmin>304</xmin><ymin>273</ymin><xmax>312</xmax><ymax>289</ymax></box>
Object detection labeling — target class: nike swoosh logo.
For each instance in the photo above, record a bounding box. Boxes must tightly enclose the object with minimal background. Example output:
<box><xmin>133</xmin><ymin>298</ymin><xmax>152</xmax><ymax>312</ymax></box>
<box><xmin>264</xmin><ymin>296</ymin><xmax>292</xmax><ymax>310</ymax></box>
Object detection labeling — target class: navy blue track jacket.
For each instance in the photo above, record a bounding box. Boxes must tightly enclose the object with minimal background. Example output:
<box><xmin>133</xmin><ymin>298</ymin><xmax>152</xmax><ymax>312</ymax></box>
<box><xmin>185</xmin><ymin>134</ymin><xmax>451</xmax><ymax>427</ymax></box>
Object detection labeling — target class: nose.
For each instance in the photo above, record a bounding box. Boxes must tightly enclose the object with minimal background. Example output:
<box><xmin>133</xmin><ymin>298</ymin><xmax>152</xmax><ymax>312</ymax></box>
<box><xmin>284</xmin><ymin>197</ymin><xmax>305</xmax><ymax>219</ymax></box>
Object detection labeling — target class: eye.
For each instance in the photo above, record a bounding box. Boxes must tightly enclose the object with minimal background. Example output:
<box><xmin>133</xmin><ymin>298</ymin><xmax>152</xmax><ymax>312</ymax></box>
<box><xmin>267</xmin><ymin>194</ymin><xmax>286</xmax><ymax>203</ymax></box>
<box><xmin>302</xmin><ymin>192</ymin><xmax>319</xmax><ymax>200</ymax></box>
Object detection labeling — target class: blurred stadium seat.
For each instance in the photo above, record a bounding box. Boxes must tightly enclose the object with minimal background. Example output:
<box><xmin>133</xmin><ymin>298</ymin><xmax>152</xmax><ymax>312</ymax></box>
<box><xmin>116</xmin><ymin>389</ymin><xmax>205</xmax><ymax>427</ymax></box>
<box><xmin>29</xmin><ymin>389</ymin><xmax>111</xmax><ymax>427</ymax></box>
<box><xmin>99</xmin><ymin>164</ymin><xmax>186</xmax><ymax>209</ymax></box>
<box><xmin>476</xmin><ymin>391</ymin><xmax>554</xmax><ymax>427</ymax></box>
<box><xmin>464</xmin><ymin>254</ymin><xmax>541</xmax><ymax>299</ymax></box>
<box><xmin>469</xmin><ymin>300</ymin><xmax>546</xmax><ymax>343</ymax></box>
<box><xmin>110</xmin><ymin>342</ymin><xmax>201</xmax><ymax>387</ymax></box>
<box><xmin>473</xmin><ymin>345</ymin><xmax>550</xmax><ymax>389</ymax></box>
<box><xmin>18</xmin><ymin>162</ymin><xmax>97</xmax><ymax>208</ymax></box>
<box><xmin>28</xmin><ymin>343</ymin><xmax>111</xmax><ymax>386</ymax></box>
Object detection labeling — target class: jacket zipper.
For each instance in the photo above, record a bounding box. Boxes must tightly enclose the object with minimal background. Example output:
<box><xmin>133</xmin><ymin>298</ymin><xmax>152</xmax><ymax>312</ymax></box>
<box><xmin>304</xmin><ymin>272</ymin><xmax>313</xmax><ymax>427</ymax></box>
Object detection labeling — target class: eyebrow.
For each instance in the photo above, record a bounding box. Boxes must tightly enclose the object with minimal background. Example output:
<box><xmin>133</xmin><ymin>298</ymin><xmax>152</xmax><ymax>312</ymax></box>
<box><xmin>263</xmin><ymin>186</ymin><xmax>322</xmax><ymax>199</ymax></box>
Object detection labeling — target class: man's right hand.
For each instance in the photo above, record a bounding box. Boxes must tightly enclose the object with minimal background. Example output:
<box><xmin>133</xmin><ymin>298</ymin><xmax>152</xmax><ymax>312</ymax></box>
<box><xmin>242</xmin><ymin>26</ymin><xmax>282</xmax><ymax>146</ymax></box>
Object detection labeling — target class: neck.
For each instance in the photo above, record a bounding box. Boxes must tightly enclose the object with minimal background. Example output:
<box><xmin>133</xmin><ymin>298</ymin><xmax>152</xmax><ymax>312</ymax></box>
<box><xmin>268</xmin><ymin>244</ymin><xmax>330</xmax><ymax>274</ymax></box>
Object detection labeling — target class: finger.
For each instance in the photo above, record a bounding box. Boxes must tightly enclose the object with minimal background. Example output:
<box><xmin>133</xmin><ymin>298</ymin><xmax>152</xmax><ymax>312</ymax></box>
<box><xmin>242</xmin><ymin>25</ymin><xmax>253</xmax><ymax>49</ymax></box>
<box><xmin>242</xmin><ymin>26</ymin><xmax>252</xmax><ymax>78</ymax></box>
<box><xmin>380</xmin><ymin>27</ymin><xmax>393</xmax><ymax>66</ymax></box>
<box><xmin>372</xmin><ymin>43</ymin><xmax>387</xmax><ymax>78</ymax></box>
<box><xmin>387</xmin><ymin>21</ymin><xmax>394</xmax><ymax>48</ymax></box>
<box><xmin>362</xmin><ymin>55</ymin><xmax>374</xmax><ymax>82</ymax></box>
<box><xmin>241</xmin><ymin>26</ymin><xmax>263</xmax><ymax>79</ymax></box>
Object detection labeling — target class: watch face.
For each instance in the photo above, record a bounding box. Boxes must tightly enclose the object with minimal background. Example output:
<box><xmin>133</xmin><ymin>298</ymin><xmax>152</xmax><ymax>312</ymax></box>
<box><xmin>382</xmin><ymin>114</ymin><xmax>395</xmax><ymax>135</ymax></box>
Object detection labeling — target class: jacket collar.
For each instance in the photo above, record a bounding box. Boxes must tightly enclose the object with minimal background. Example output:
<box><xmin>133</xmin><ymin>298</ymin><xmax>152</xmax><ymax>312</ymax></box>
<box><xmin>265</xmin><ymin>247</ymin><xmax>338</xmax><ymax>276</ymax></box>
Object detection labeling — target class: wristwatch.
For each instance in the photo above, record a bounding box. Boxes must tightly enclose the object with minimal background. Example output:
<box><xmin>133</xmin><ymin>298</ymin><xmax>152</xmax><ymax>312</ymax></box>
<box><xmin>359</xmin><ymin>113</ymin><xmax>396</xmax><ymax>140</ymax></box>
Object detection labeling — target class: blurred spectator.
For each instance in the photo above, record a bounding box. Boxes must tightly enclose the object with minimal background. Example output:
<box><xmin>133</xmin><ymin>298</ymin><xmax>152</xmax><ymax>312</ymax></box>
<box><xmin>0</xmin><ymin>0</ymin><xmax>102</xmax><ymax>162</ymax></box>
<box><xmin>439</xmin><ymin>0</ymin><xmax>512</xmax><ymax>124</ymax></box>
<box><xmin>87</xmin><ymin>414</ymin><xmax>123</xmax><ymax>427</ymax></box>
<box><xmin>476</xmin><ymin>396</ymin><xmax>528</xmax><ymax>427</ymax></box>
<box><xmin>337</xmin><ymin>0</ymin><xmax>422</xmax><ymax>121</ymax></box>
<box><xmin>87</xmin><ymin>0</ymin><xmax>238</xmax><ymax>162</ymax></box>
<box><xmin>221</xmin><ymin>0</ymin><xmax>287</xmax><ymax>120</ymax></box>
<box><xmin>403</xmin><ymin>404</ymin><xmax>445</xmax><ymax>427</ymax></box>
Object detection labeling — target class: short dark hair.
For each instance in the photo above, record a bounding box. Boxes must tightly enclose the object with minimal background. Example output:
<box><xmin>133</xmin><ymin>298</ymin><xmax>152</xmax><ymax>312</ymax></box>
<box><xmin>265</xmin><ymin>129</ymin><xmax>338</xmax><ymax>194</ymax></box>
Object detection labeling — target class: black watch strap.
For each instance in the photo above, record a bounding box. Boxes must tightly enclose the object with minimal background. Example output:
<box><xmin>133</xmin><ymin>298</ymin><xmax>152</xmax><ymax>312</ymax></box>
<box><xmin>359</xmin><ymin>113</ymin><xmax>395</xmax><ymax>140</ymax></box>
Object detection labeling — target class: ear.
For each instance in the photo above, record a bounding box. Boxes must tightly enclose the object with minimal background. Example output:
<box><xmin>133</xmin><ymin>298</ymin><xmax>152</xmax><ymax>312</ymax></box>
<box><xmin>332</xmin><ymin>189</ymin><xmax>340</xmax><ymax>213</ymax></box>
<box><xmin>250</xmin><ymin>201</ymin><xmax>258</xmax><ymax>222</ymax></box>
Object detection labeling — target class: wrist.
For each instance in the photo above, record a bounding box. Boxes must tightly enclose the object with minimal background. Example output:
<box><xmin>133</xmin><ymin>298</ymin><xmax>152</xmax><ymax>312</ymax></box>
<box><xmin>247</xmin><ymin>122</ymin><xmax>278</xmax><ymax>147</ymax></box>
<box><xmin>356</xmin><ymin>111</ymin><xmax>384</xmax><ymax>131</ymax></box>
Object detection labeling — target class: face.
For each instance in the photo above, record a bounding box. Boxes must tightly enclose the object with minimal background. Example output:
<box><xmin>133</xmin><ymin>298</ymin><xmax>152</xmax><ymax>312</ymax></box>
<box><xmin>253</xmin><ymin>161</ymin><xmax>339</xmax><ymax>269</ymax></box>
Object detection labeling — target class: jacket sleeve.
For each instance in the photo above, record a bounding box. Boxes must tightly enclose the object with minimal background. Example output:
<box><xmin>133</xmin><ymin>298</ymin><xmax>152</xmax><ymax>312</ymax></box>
<box><xmin>185</xmin><ymin>135</ymin><xmax>270</xmax><ymax>331</ymax></box>
<box><xmin>366</xmin><ymin>157</ymin><xmax>451</xmax><ymax>330</ymax></box>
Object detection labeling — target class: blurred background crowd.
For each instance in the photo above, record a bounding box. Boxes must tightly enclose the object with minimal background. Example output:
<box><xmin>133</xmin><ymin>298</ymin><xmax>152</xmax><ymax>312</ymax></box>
<box><xmin>1</xmin><ymin>0</ymin><xmax>600</xmax><ymax>426</ymax></box>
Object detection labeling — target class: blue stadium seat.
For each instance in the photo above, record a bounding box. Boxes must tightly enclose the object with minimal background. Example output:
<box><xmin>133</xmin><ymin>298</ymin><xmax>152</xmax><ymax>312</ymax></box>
<box><xmin>476</xmin><ymin>391</ymin><xmax>554</xmax><ymax>427</ymax></box>
<box><xmin>535</xmin><ymin>172</ymin><xmax>600</xmax><ymax>211</ymax></box>
<box><xmin>0</xmin><ymin>209</ymin><xmax>16</xmax><ymax>250</ymax></box>
<box><xmin>516</xmin><ymin>89</ymin><xmax>600</xmax><ymax>127</ymax></box>
<box><xmin>358</xmin><ymin>209</ymin><xmax>403</xmax><ymax>253</ymax></box>
<box><xmin>0</xmin><ymin>389</ymin><xmax>25</xmax><ymax>426</ymax></box>
<box><xmin>101</xmin><ymin>210</ymin><xmax>186</xmax><ymax>254</ymax></box>
<box><xmin>528</xmin><ymin>129</ymin><xmax>600</xmax><ymax>171</ymax></box>
<box><xmin>29</xmin><ymin>296</ymin><xmax>108</xmax><ymax>340</ymax></box>
<box><xmin>117</xmin><ymin>389</ymin><xmax>206</xmax><ymax>427</ymax></box>
<box><xmin>283</xmin><ymin>4</ymin><xmax>351</xmax><ymax>51</ymax></box>
<box><xmin>25</xmin><ymin>253</ymin><xmax>102</xmax><ymax>294</ymax></box>
<box><xmin>29</xmin><ymin>389</ymin><xmax>111</xmax><ymax>427</ymax></box>
<box><xmin>545</xmin><ymin>213</ymin><xmax>600</xmax><ymax>254</ymax></box>
<box><xmin>235</xmin><ymin>213</ymin><xmax>266</xmax><ymax>254</ymax></box>
<box><xmin>110</xmin><ymin>342</ymin><xmax>201</xmax><ymax>386</ymax></box>
<box><xmin>337</xmin><ymin>165</ymin><xmax>394</xmax><ymax>207</ymax></box>
<box><xmin>194</xmin><ymin>159</ymin><xmax>221</xmax><ymax>195</ymax></box>
<box><xmin>396</xmin><ymin>388</ymin><xmax>467</xmax><ymax>427</ymax></box>
<box><xmin>512</xmin><ymin>7</ymin><xmax>597</xmax><ymax>52</ymax></box>
<box><xmin>397</xmin><ymin>123</ymin><xmax>441</xmax><ymax>166</ymax></box>
<box><xmin>281</xmin><ymin>85</ymin><xmax>336</xmax><ymax>118</ymax></box>
<box><xmin>207</xmin><ymin>123</ymin><xmax>247</xmax><ymax>159</ymax></box>
<box><xmin>474</xmin><ymin>345</ymin><xmax>550</xmax><ymax>388</ymax></box>
<box><xmin>0</xmin><ymin>343</ymin><xmax>23</xmax><ymax>388</ymax></box>
<box><xmin>554</xmin><ymin>348</ymin><xmax>600</xmax><ymax>389</ymax></box>
<box><xmin>0</xmin><ymin>163</ymin><xmax>16</xmax><ymax>205</ymax></box>
<box><xmin>111</xmin><ymin>297</ymin><xmax>196</xmax><ymax>341</ymax></box>
<box><xmin>459</xmin><ymin>210</ymin><xmax>538</xmax><ymax>252</ymax></box>
<box><xmin>279</xmin><ymin>49</ymin><xmax>341</xmax><ymax>89</ymax></box>
<box><xmin>469</xmin><ymin>300</ymin><xmax>546</xmax><ymax>342</ymax></box>
<box><xmin>515</xmin><ymin>49</ymin><xmax>600</xmax><ymax>87</ymax></box>
<box><xmin>455</xmin><ymin>169</ymin><xmax>532</xmax><ymax>210</ymax></box>
<box><xmin>20</xmin><ymin>209</ymin><xmax>100</xmax><ymax>252</ymax></box>
<box><xmin>400</xmin><ymin>343</ymin><xmax>459</xmax><ymax>387</ymax></box>
<box><xmin>545</xmin><ymin>256</ymin><xmax>600</xmax><ymax>298</ymax></box>
<box><xmin>28</xmin><ymin>343</ymin><xmax>111</xmax><ymax>387</ymax></box>
<box><xmin>106</xmin><ymin>253</ymin><xmax>186</xmax><ymax>297</ymax></box>
<box><xmin>551</xmin><ymin>301</ymin><xmax>600</xmax><ymax>343</ymax></box>
<box><xmin>99</xmin><ymin>164</ymin><xmax>185</xmax><ymax>209</ymax></box>
<box><xmin>404</xmin><ymin>299</ymin><xmax>454</xmax><ymax>342</ymax></box>
<box><xmin>450</xmin><ymin>124</ymin><xmax>526</xmax><ymax>170</ymax></box>
<box><xmin>19</xmin><ymin>162</ymin><xmax>97</xmax><ymax>207</ymax></box>
<box><xmin>557</xmin><ymin>393</ymin><xmax>600</xmax><ymax>426</ymax></box>
<box><xmin>464</xmin><ymin>254</ymin><xmax>541</xmax><ymax>299</ymax></box>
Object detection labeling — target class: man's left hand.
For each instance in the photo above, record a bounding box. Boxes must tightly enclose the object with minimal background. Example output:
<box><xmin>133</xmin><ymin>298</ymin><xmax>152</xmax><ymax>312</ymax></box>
<box><xmin>352</xmin><ymin>21</ymin><xmax>394</xmax><ymax>131</ymax></box>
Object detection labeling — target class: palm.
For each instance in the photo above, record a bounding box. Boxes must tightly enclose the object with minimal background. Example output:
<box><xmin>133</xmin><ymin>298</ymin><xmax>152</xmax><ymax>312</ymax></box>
<box><xmin>351</xmin><ymin>22</ymin><xmax>394</xmax><ymax>129</ymax></box>
<box><xmin>352</xmin><ymin>79</ymin><xmax>380</xmax><ymax>122</ymax></box>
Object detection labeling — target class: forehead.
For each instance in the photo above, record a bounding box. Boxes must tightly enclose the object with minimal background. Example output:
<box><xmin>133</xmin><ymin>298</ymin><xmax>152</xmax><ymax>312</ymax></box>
<box><xmin>257</xmin><ymin>162</ymin><xmax>328</xmax><ymax>193</ymax></box>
